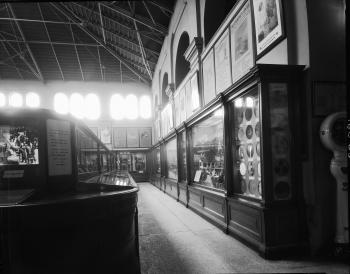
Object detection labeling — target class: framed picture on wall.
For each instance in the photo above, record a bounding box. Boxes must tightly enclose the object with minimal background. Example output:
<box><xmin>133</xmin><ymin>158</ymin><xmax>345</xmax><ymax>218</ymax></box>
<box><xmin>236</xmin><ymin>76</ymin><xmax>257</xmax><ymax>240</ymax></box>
<box><xmin>202</xmin><ymin>50</ymin><xmax>216</xmax><ymax>105</ymax></box>
<box><xmin>139</xmin><ymin>128</ymin><xmax>152</xmax><ymax>147</ymax></box>
<box><xmin>113</xmin><ymin>127</ymin><xmax>127</xmax><ymax>148</ymax></box>
<box><xmin>100</xmin><ymin>126</ymin><xmax>111</xmax><ymax>144</ymax></box>
<box><xmin>127</xmin><ymin>128</ymin><xmax>139</xmax><ymax>147</ymax></box>
<box><xmin>251</xmin><ymin>0</ymin><xmax>285</xmax><ymax>58</ymax></box>
<box><xmin>230</xmin><ymin>1</ymin><xmax>255</xmax><ymax>83</ymax></box>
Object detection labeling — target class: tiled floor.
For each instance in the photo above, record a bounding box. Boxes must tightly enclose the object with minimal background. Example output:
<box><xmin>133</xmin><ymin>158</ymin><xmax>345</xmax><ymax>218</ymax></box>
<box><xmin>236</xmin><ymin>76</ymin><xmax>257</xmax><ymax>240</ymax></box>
<box><xmin>138</xmin><ymin>183</ymin><xmax>349</xmax><ymax>274</ymax></box>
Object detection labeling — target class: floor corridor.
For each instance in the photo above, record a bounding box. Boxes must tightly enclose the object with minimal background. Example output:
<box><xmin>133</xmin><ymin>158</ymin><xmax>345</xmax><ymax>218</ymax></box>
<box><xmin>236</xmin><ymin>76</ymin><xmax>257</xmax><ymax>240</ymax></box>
<box><xmin>138</xmin><ymin>183</ymin><xmax>348</xmax><ymax>274</ymax></box>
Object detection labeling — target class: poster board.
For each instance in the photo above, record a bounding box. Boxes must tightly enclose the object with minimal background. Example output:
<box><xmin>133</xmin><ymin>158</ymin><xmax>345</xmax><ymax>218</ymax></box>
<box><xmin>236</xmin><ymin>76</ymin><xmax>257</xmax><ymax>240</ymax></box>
<box><xmin>139</xmin><ymin>128</ymin><xmax>152</xmax><ymax>147</ymax></box>
<box><xmin>113</xmin><ymin>127</ymin><xmax>127</xmax><ymax>148</ymax></box>
<box><xmin>47</xmin><ymin>119</ymin><xmax>72</xmax><ymax>176</ymax></box>
<box><xmin>231</xmin><ymin>2</ymin><xmax>254</xmax><ymax>83</ymax></box>
<box><xmin>202</xmin><ymin>50</ymin><xmax>216</xmax><ymax>105</ymax></box>
<box><xmin>215</xmin><ymin>29</ymin><xmax>232</xmax><ymax>94</ymax></box>
<box><xmin>127</xmin><ymin>128</ymin><xmax>139</xmax><ymax>147</ymax></box>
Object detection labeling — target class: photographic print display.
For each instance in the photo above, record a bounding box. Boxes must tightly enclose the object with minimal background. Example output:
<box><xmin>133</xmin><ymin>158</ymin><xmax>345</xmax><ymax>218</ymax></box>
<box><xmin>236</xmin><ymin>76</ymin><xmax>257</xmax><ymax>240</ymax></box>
<box><xmin>268</xmin><ymin>83</ymin><xmax>291</xmax><ymax>200</ymax></box>
<box><xmin>0</xmin><ymin>125</ymin><xmax>39</xmax><ymax>166</ymax></box>
<box><xmin>230</xmin><ymin>2</ymin><xmax>254</xmax><ymax>82</ymax></box>
<box><xmin>113</xmin><ymin>127</ymin><xmax>127</xmax><ymax>148</ymax></box>
<box><xmin>252</xmin><ymin>0</ymin><xmax>284</xmax><ymax>57</ymax></box>
<box><xmin>215</xmin><ymin>30</ymin><xmax>232</xmax><ymax>94</ymax></box>
<box><xmin>139</xmin><ymin>128</ymin><xmax>152</xmax><ymax>147</ymax></box>
<box><xmin>232</xmin><ymin>90</ymin><xmax>261</xmax><ymax>199</ymax></box>
<box><xmin>100</xmin><ymin>127</ymin><xmax>111</xmax><ymax>144</ymax></box>
<box><xmin>127</xmin><ymin>128</ymin><xmax>139</xmax><ymax>147</ymax></box>
<box><xmin>202</xmin><ymin>51</ymin><xmax>216</xmax><ymax>105</ymax></box>
<box><xmin>166</xmin><ymin>138</ymin><xmax>178</xmax><ymax>180</ymax></box>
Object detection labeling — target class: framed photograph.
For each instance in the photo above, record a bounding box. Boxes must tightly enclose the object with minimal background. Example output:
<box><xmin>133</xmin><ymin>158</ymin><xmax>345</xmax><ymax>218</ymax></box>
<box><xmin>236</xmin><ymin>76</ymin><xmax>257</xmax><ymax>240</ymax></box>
<box><xmin>100</xmin><ymin>126</ymin><xmax>111</xmax><ymax>144</ymax></box>
<box><xmin>113</xmin><ymin>127</ymin><xmax>127</xmax><ymax>148</ymax></box>
<box><xmin>127</xmin><ymin>128</ymin><xmax>139</xmax><ymax>147</ymax></box>
<box><xmin>251</xmin><ymin>0</ymin><xmax>285</xmax><ymax>58</ymax></box>
<box><xmin>230</xmin><ymin>1</ymin><xmax>255</xmax><ymax>83</ymax></box>
<box><xmin>139</xmin><ymin>128</ymin><xmax>152</xmax><ymax>147</ymax></box>
<box><xmin>214</xmin><ymin>29</ymin><xmax>232</xmax><ymax>94</ymax></box>
<box><xmin>202</xmin><ymin>50</ymin><xmax>216</xmax><ymax>105</ymax></box>
<box><xmin>190</xmin><ymin>72</ymin><xmax>200</xmax><ymax>111</ymax></box>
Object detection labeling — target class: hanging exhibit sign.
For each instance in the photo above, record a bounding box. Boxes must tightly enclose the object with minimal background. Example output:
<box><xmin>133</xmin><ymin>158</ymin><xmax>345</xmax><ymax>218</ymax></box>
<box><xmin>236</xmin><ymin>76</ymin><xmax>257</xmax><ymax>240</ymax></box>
<box><xmin>47</xmin><ymin>119</ymin><xmax>72</xmax><ymax>176</ymax></box>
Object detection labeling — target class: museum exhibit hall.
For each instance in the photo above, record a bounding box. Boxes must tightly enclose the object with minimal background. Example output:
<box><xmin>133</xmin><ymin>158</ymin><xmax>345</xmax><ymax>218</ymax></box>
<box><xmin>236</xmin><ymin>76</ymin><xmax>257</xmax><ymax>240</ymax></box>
<box><xmin>0</xmin><ymin>0</ymin><xmax>348</xmax><ymax>273</ymax></box>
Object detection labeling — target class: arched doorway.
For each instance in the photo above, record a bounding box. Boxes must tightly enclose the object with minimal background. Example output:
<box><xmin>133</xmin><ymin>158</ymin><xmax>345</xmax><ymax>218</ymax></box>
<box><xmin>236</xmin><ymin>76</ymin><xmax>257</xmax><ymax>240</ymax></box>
<box><xmin>204</xmin><ymin>0</ymin><xmax>236</xmax><ymax>45</ymax></box>
<box><xmin>175</xmin><ymin>32</ymin><xmax>190</xmax><ymax>88</ymax></box>
<box><xmin>161</xmin><ymin>73</ymin><xmax>169</xmax><ymax>107</ymax></box>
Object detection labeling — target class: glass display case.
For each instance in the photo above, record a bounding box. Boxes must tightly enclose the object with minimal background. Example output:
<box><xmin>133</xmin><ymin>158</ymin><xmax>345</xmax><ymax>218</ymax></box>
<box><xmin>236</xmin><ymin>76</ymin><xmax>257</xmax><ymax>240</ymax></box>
<box><xmin>132</xmin><ymin>153</ymin><xmax>146</xmax><ymax>172</ymax></box>
<box><xmin>191</xmin><ymin>108</ymin><xmax>225</xmax><ymax>190</ymax></box>
<box><xmin>178</xmin><ymin>131</ymin><xmax>187</xmax><ymax>182</ymax></box>
<box><xmin>232</xmin><ymin>88</ymin><xmax>261</xmax><ymax>199</ymax></box>
<box><xmin>155</xmin><ymin>147</ymin><xmax>161</xmax><ymax>175</ymax></box>
<box><xmin>166</xmin><ymin>138</ymin><xmax>178</xmax><ymax>180</ymax></box>
<box><xmin>76</xmin><ymin>129</ymin><xmax>99</xmax><ymax>174</ymax></box>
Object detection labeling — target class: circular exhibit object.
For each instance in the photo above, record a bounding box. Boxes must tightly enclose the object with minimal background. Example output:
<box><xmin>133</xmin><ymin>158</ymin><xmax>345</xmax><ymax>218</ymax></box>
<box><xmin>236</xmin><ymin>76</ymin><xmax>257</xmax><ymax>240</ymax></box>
<box><xmin>248</xmin><ymin>161</ymin><xmax>254</xmax><ymax>176</ymax></box>
<box><xmin>245</xmin><ymin>107</ymin><xmax>253</xmax><ymax>121</ymax></box>
<box><xmin>239</xmin><ymin>162</ymin><xmax>247</xmax><ymax>176</ymax></box>
<box><xmin>238</xmin><ymin>127</ymin><xmax>245</xmax><ymax>141</ymax></box>
<box><xmin>257</xmin><ymin>162</ymin><xmax>261</xmax><ymax>177</ymax></box>
<box><xmin>248</xmin><ymin>180</ymin><xmax>258</xmax><ymax>195</ymax></box>
<box><xmin>237</xmin><ymin>109</ymin><xmax>244</xmax><ymax>124</ymax></box>
<box><xmin>320</xmin><ymin>112</ymin><xmax>347</xmax><ymax>152</ymax></box>
<box><xmin>238</xmin><ymin>146</ymin><xmax>245</xmax><ymax>159</ymax></box>
<box><xmin>246</xmin><ymin>144</ymin><xmax>254</xmax><ymax>158</ymax></box>
<box><xmin>256</xmin><ymin>142</ymin><xmax>260</xmax><ymax>156</ymax></box>
<box><xmin>274</xmin><ymin>181</ymin><xmax>291</xmax><ymax>200</ymax></box>
<box><xmin>274</xmin><ymin>159</ymin><xmax>289</xmax><ymax>176</ymax></box>
<box><xmin>246</xmin><ymin>125</ymin><xmax>253</xmax><ymax>139</ymax></box>
<box><xmin>241</xmin><ymin>180</ymin><xmax>247</xmax><ymax>193</ymax></box>
<box><xmin>255</xmin><ymin>122</ymin><xmax>260</xmax><ymax>137</ymax></box>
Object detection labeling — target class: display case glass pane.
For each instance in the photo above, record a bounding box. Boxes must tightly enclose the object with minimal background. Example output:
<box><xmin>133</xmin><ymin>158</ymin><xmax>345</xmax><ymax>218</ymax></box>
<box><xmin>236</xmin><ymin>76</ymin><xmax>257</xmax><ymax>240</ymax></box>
<box><xmin>155</xmin><ymin>147</ymin><xmax>161</xmax><ymax>175</ymax></box>
<box><xmin>191</xmin><ymin>108</ymin><xmax>224</xmax><ymax>190</ymax></box>
<box><xmin>178</xmin><ymin>131</ymin><xmax>187</xmax><ymax>182</ymax></box>
<box><xmin>269</xmin><ymin>83</ymin><xmax>291</xmax><ymax>200</ymax></box>
<box><xmin>166</xmin><ymin>138</ymin><xmax>178</xmax><ymax>180</ymax></box>
<box><xmin>232</xmin><ymin>89</ymin><xmax>262</xmax><ymax>199</ymax></box>
<box><xmin>130</xmin><ymin>152</ymin><xmax>146</xmax><ymax>172</ymax></box>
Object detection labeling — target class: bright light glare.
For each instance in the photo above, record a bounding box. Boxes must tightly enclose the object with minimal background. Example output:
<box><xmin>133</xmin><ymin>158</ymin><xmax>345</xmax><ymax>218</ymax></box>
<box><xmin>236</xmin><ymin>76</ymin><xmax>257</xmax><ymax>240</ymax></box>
<box><xmin>125</xmin><ymin>94</ymin><xmax>138</xmax><ymax>119</ymax></box>
<box><xmin>191</xmin><ymin>89</ymin><xmax>200</xmax><ymax>110</ymax></box>
<box><xmin>26</xmin><ymin>92</ymin><xmax>40</xmax><ymax>108</ymax></box>
<box><xmin>246</xmin><ymin>97</ymin><xmax>254</xmax><ymax>108</ymax></box>
<box><xmin>54</xmin><ymin>93</ymin><xmax>69</xmax><ymax>114</ymax></box>
<box><xmin>0</xmin><ymin>93</ymin><xmax>6</xmax><ymax>107</ymax></box>
<box><xmin>139</xmin><ymin>95</ymin><xmax>151</xmax><ymax>119</ymax></box>
<box><xmin>9</xmin><ymin>93</ymin><xmax>23</xmax><ymax>107</ymax></box>
<box><xmin>70</xmin><ymin>93</ymin><xmax>84</xmax><ymax>119</ymax></box>
<box><xmin>235</xmin><ymin>98</ymin><xmax>243</xmax><ymax>108</ymax></box>
<box><xmin>85</xmin><ymin>93</ymin><xmax>100</xmax><ymax>120</ymax></box>
<box><xmin>110</xmin><ymin>94</ymin><xmax>125</xmax><ymax>120</ymax></box>
<box><xmin>214</xmin><ymin>108</ymin><xmax>224</xmax><ymax>117</ymax></box>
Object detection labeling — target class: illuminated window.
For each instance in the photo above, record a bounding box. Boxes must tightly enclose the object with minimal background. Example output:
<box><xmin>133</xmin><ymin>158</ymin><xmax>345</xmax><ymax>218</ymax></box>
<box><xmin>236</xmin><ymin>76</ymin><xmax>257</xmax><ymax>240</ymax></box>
<box><xmin>139</xmin><ymin>95</ymin><xmax>151</xmax><ymax>119</ymax></box>
<box><xmin>70</xmin><ymin>93</ymin><xmax>84</xmax><ymax>119</ymax></box>
<box><xmin>0</xmin><ymin>93</ymin><xmax>6</xmax><ymax>107</ymax></box>
<box><xmin>9</xmin><ymin>93</ymin><xmax>23</xmax><ymax>107</ymax></box>
<box><xmin>110</xmin><ymin>94</ymin><xmax>125</xmax><ymax>120</ymax></box>
<box><xmin>54</xmin><ymin>93</ymin><xmax>69</xmax><ymax>114</ymax></box>
<box><xmin>26</xmin><ymin>92</ymin><xmax>40</xmax><ymax>108</ymax></box>
<box><xmin>125</xmin><ymin>94</ymin><xmax>138</xmax><ymax>119</ymax></box>
<box><xmin>85</xmin><ymin>93</ymin><xmax>100</xmax><ymax>120</ymax></box>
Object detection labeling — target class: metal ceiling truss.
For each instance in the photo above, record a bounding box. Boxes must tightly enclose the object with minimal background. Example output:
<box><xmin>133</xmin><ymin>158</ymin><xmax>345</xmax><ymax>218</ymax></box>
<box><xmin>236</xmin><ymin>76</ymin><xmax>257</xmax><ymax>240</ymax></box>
<box><xmin>148</xmin><ymin>1</ymin><xmax>173</xmax><ymax>16</ymax></box>
<box><xmin>0</xmin><ymin>39</ymin><xmax>24</xmax><ymax>79</ymax></box>
<box><xmin>69</xmin><ymin>22</ymin><xmax>85</xmax><ymax>81</ymax></box>
<box><xmin>50</xmin><ymin>2</ymin><xmax>150</xmax><ymax>84</ymax></box>
<box><xmin>37</xmin><ymin>3</ymin><xmax>65</xmax><ymax>80</ymax></box>
<box><xmin>7</xmin><ymin>3</ymin><xmax>43</xmax><ymax>81</ymax></box>
<box><xmin>0</xmin><ymin>17</ymin><xmax>78</xmax><ymax>25</ymax></box>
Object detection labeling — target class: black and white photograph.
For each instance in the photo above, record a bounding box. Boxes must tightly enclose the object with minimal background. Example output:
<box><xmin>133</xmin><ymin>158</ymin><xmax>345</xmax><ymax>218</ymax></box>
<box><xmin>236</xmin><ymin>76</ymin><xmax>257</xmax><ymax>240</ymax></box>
<box><xmin>0</xmin><ymin>0</ymin><xmax>347</xmax><ymax>273</ymax></box>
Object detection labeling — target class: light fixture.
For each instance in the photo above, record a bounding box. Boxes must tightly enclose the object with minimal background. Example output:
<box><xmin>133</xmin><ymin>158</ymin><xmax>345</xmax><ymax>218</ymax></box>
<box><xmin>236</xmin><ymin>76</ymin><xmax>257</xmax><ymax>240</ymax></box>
<box><xmin>110</xmin><ymin>94</ymin><xmax>125</xmax><ymax>120</ymax></box>
<box><xmin>54</xmin><ymin>93</ymin><xmax>69</xmax><ymax>114</ymax></box>
<box><xmin>70</xmin><ymin>93</ymin><xmax>84</xmax><ymax>119</ymax></box>
<box><xmin>139</xmin><ymin>95</ymin><xmax>151</xmax><ymax>119</ymax></box>
<box><xmin>85</xmin><ymin>93</ymin><xmax>100</xmax><ymax>120</ymax></box>
<box><xmin>9</xmin><ymin>93</ymin><xmax>23</xmax><ymax>107</ymax></box>
<box><xmin>0</xmin><ymin>93</ymin><xmax>6</xmax><ymax>107</ymax></box>
<box><xmin>26</xmin><ymin>92</ymin><xmax>40</xmax><ymax>108</ymax></box>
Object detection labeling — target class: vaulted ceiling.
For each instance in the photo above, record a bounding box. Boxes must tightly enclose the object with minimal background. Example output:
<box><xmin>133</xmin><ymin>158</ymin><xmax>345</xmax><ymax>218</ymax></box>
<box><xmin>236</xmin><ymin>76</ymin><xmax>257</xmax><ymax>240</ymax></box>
<box><xmin>0</xmin><ymin>1</ymin><xmax>174</xmax><ymax>84</ymax></box>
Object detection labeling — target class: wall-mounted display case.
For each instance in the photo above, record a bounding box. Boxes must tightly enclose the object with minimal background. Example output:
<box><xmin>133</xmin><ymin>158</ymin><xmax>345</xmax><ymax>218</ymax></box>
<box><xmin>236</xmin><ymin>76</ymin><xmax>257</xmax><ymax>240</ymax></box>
<box><xmin>166</xmin><ymin>138</ymin><xmax>178</xmax><ymax>180</ymax></box>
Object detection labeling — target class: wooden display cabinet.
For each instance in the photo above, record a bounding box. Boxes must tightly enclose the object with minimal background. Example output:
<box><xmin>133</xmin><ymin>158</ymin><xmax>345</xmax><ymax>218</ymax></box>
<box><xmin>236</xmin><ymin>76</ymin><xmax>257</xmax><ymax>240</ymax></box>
<box><xmin>225</xmin><ymin>64</ymin><xmax>307</xmax><ymax>258</ymax></box>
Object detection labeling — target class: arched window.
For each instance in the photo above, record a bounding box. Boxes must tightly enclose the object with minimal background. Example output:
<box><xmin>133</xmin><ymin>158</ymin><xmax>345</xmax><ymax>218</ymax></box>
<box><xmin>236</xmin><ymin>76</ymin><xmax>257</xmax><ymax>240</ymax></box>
<box><xmin>125</xmin><ymin>94</ymin><xmax>138</xmax><ymax>119</ymax></box>
<box><xmin>161</xmin><ymin>73</ymin><xmax>169</xmax><ymax>107</ymax></box>
<box><xmin>140</xmin><ymin>95</ymin><xmax>151</xmax><ymax>119</ymax></box>
<box><xmin>175</xmin><ymin>32</ymin><xmax>190</xmax><ymax>88</ymax></box>
<box><xmin>110</xmin><ymin>94</ymin><xmax>125</xmax><ymax>120</ymax></box>
<box><xmin>70</xmin><ymin>93</ymin><xmax>85</xmax><ymax>119</ymax></box>
<box><xmin>26</xmin><ymin>92</ymin><xmax>40</xmax><ymax>108</ymax></box>
<box><xmin>0</xmin><ymin>93</ymin><xmax>6</xmax><ymax>107</ymax></box>
<box><xmin>9</xmin><ymin>93</ymin><xmax>23</xmax><ymax>107</ymax></box>
<box><xmin>54</xmin><ymin>93</ymin><xmax>69</xmax><ymax>114</ymax></box>
<box><xmin>204</xmin><ymin>0</ymin><xmax>236</xmax><ymax>45</ymax></box>
<box><xmin>85</xmin><ymin>93</ymin><xmax>100</xmax><ymax>120</ymax></box>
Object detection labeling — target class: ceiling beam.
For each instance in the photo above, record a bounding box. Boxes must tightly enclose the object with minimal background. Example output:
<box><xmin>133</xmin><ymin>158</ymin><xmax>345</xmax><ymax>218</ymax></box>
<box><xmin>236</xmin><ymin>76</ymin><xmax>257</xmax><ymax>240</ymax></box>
<box><xmin>101</xmin><ymin>3</ymin><xmax>167</xmax><ymax>35</ymax></box>
<box><xmin>37</xmin><ymin>3</ymin><xmax>65</xmax><ymax>81</ymax></box>
<box><xmin>0</xmin><ymin>39</ymin><xmax>99</xmax><ymax>47</ymax></box>
<box><xmin>7</xmin><ymin>4</ymin><xmax>43</xmax><ymax>81</ymax></box>
<box><xmin>50</xmin><ymin>2</ymin><xmax>149</xmax><ymax>84</ymax></box>
<box><xmin>98</xmin><ymin>3</ymin><xmax>106</xmax><ymax>44</ymax></box>
<box><xmin>0</xmin><ymin>40</ymin><xmax>23</xmax><ymax>79</ymax></box>
<box><xmin>69</xmin><ymin>23</ymin><xmax>84</xmax><ymax>81</ymax></box>
<box><xmin>69</xmin><ymin>2</ymin><xmax>163</xmax><ymax>46</ymax></box>
<box><xmin>0</xmin><ymin>17</ymin><xmax>78</xmax><ymax>25</ymax></box>
<box><xmin>97</xmin><ymin>46</ymin><xmax>104</xmax><ymax>81</ymax></box>
<box><xmin>148</xmin><ymin>1</ymin><xmax>173</xmax><ymax>15</ymax></box>
<box><xmin>142</xmin><ymin>1</ymin><xmax>156</xmax><ymax>25</ymax></box>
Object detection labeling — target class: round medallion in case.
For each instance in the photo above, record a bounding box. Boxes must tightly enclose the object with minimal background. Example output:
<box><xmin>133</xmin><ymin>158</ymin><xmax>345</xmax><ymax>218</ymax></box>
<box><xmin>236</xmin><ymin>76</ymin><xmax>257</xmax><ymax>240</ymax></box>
<box><xmin>238</xmin><ymin>127</ymin><xmax>245</xmax><ymax>141</ymax></box>
<box><xmin>257</xmin><ymin>162</ymin><xmax>261</xmax><ymax>176</ymax></box>
<box><xmin>238</xmin><ymin>146</ymin><xmax>245</xmax><ymax>159</ymax></box>
<box><xmin>274</xmin><ymin>158</ymin><xmax>289</xmax><ymax>176</ymax></box>
<box><xmin>236</xmin><ymin>109</ymin><xmax>244</xmax><ymax>124</ymax></box>
<box><xmin>255</xmin><ymin>122</ymin><xmax>260</xmax><ymax>137</ymax></box>
<box><xmin>246</xmin><ymin>125</ymin><xmax>253</xmax><ymax>139</ymax></box>
<box><xmin>245</xmin><ymin>107</ymin><xmax>253</xmax><ymax>121</ymax></box>
<box><xmin>248</xmin><ymin>161</ymin><xmax>254</xmax><ymax>176</ymax></box>
<box><xmin>239</xmin><ymin>162</ymin><xmax>247</xmax><ymax>176</ymax></box>
<box><xmin>248</xmin><ymin>180</ymin><xmax>258</xmax><ymax>195</ymax></box>
<box><xmin>246</xmin><ymin>144</ymin><xmax>254</xmax><ymax>158</ymax></box>
<box><xmin>258</xmin><ymin>181</ymin><xmax>262</xmax><ymax>196</ymax></box>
